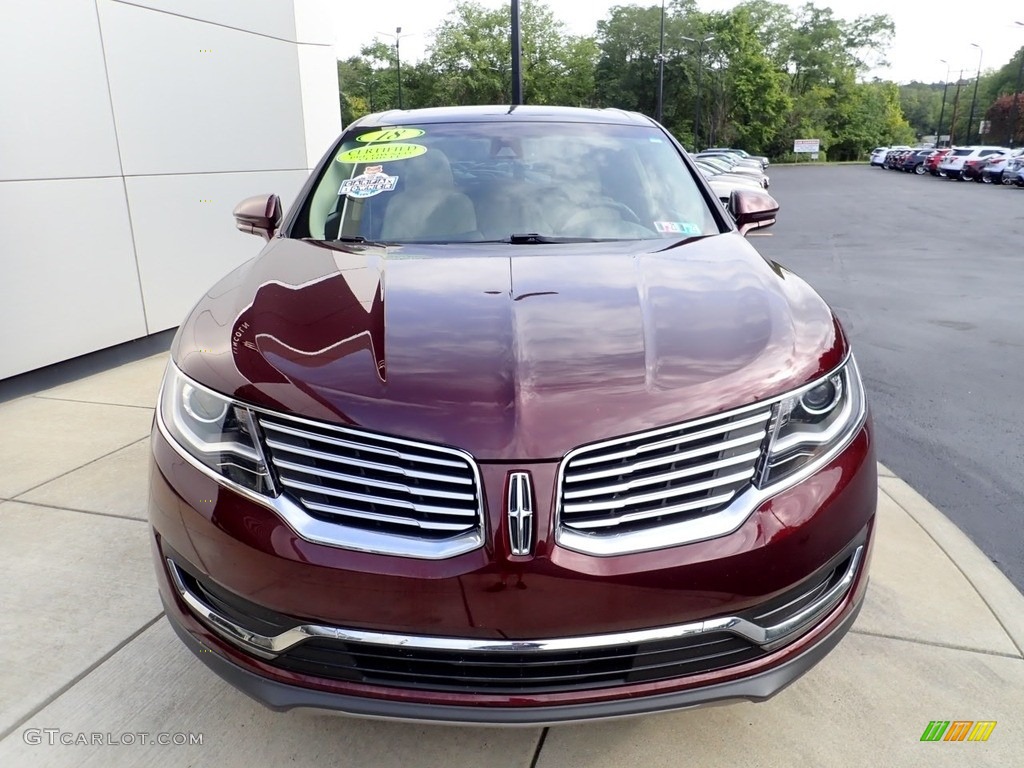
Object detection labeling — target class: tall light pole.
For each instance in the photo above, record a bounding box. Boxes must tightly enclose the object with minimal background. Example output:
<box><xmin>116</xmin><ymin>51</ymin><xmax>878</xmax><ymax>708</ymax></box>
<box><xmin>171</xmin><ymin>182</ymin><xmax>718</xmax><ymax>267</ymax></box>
<box><xmin>356</xmin><ymin>78</ymin><xmax>375</xmax><ymax>112</ymax></box>
<box><xmin>377</xmin><ymin>27</ymin><xmax>412</xmax><ymax>109</ymax></box>
<box><xmin>681</xmin><ymin>34</ymin><xmax>715</xmax><ymax>149</ymax></box>
<box><xmin>949</xmin><ymin>68</ymin><xmax>964</xmax><ymax>145</ymax></box>
<box><xmin>510</xmin><ymin>0</ymin><xmax>523</xmax><ymax>104</ymax></box>
<box><xmin>656</xmin><ymin>0</ymin><xmax>666</xmax><ymax>123</ymax></box>
<box><xmin>966</xmin><ymin>43</ymin><xmax>983</xmax><ymax>143</ymax></box>
<box><xmin>936</xmin><ymin>59</ymin><xmax>952</xmax><ymax>148</ymax></box>
<box><xmin>1010</xmin><ymin>22</ymin><xmax>1024</xmax><ymax>147</ymax></box>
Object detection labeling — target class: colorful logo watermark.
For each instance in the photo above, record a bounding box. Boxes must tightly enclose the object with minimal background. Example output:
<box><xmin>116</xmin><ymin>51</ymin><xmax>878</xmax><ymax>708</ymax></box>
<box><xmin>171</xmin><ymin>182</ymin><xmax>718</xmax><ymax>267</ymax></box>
<box><xmin>920</xmin><ymin>720</ymin><xmax>997</xmax><ymax>742</ymax></box>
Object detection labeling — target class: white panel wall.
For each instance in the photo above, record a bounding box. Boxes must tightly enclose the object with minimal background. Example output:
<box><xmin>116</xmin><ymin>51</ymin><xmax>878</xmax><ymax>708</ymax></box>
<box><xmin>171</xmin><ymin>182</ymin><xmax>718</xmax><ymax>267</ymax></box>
<box><xmin>293</xmin><ymin>0</ymin><xmax>337</xmax><ymax>45</ymax></box>
<box><xmin>0</xmin><ymin>1</ymin><xmax>121</xmax><ymax>181</ymax></box>
<box><xmin>298</xmin><ymin>43</ymin><xmax>346</xmax><ymax>168</ymax></box>
<box><xmin>0</xmin><ymin>0</ymin><xmax>341</xmax><ymax>380</ymax></box>
<box><xmin>126</xmin><ymin>170</ymin><xmax>310</xmax><ymax>331</ymax></box>
<box><xmin>0</xmin><ymin>179</ymin><xmax>147</xmax><ymax>380</ymax></box>
<box><xmin>98</xmin><ymin>1</ymin><xmax>309</xmax><ymax>176</ymax></box>
<box><xmin>116</xmin><ymin>0</ymin><xmax>298</xmax><ymax>42</ymax></box>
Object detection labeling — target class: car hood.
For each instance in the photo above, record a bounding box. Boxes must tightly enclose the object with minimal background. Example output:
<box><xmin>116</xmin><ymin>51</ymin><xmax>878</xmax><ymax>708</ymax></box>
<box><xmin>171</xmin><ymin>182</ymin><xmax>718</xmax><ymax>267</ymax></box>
<box><xmin>174</xmin><ymin>236</ymin><xmax>845</xmax><ymax>460</ymax></box>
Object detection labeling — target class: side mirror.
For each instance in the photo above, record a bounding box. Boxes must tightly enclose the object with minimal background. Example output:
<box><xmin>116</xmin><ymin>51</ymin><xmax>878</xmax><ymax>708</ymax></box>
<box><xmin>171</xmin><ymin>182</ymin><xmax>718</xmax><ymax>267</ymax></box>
<box><xmin>729</xmin><ymin>189</ymin><xmax>779</xmax><ymax>236</ymax></box>
<box><xmin>233</xmin><ymin>194</ymin><xmax>282</xmax><ymax>240</ymax></box>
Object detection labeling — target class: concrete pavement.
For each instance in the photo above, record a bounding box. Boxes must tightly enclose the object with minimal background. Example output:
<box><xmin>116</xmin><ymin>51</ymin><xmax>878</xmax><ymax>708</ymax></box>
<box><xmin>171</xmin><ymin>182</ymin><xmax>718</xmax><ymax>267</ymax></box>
<box><xmin>1</xmin><ymin>352</ymin><xmax>1021</xmax><ymax>767</ymax></box>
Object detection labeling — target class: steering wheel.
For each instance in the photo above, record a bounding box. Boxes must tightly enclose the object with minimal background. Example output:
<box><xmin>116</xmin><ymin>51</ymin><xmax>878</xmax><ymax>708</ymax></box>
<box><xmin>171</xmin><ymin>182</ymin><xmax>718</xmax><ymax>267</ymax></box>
<box><xmin>561</xmin><ymin>200</ymin><xmax>645</xmax><ymax>234</ymax></box>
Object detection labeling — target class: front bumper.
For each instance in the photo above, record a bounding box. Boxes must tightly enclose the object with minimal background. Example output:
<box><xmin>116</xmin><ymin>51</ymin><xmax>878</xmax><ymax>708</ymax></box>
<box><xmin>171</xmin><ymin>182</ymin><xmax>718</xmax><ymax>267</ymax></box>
<box><xmin>163</xmin><ymin>581</ymin><xmax>866</xmax><ymax>725</ymax></box>
<box><xmin>148</xmin><ymin>412</ymin><xmax>876</xmax><ymax>722</ymax></box>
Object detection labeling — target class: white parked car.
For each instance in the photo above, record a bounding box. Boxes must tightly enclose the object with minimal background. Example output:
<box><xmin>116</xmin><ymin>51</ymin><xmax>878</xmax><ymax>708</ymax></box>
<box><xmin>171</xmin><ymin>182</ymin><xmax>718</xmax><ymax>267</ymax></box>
<box><xmin>982</xmin><ymin>149</ymin><xmax>1024</xmax><ymax>184</ymax></box>
<box><xmin>937</xmin><ymin>146</ymin><xmax>1010</xmax><ymax>180</ymax></box>
<box><xmin>1004</xmin><ymin>154</ymin><xmax>1024</xmax><ymax>186</ymax></box>
<box><xmin>870</xmin><ymin>146</ymin><xmax>910</xmax><ymax>167</ymax></box>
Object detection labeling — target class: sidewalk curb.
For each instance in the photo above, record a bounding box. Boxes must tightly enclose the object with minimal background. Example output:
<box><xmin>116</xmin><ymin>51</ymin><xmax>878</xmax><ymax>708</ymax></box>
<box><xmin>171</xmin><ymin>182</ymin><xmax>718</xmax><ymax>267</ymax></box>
<box><xmin>877</xmin><ymin>470</ymin><xmax>1024</xmax><ymax>657</ymax></box>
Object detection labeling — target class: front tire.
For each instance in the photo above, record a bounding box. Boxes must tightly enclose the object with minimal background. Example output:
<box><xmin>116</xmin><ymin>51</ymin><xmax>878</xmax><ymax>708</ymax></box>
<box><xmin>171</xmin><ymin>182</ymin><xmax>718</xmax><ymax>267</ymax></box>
<box><xmin>914</xmin><ymin>164</ymin><xmax>926</xmax><ymax>175</ymax></box>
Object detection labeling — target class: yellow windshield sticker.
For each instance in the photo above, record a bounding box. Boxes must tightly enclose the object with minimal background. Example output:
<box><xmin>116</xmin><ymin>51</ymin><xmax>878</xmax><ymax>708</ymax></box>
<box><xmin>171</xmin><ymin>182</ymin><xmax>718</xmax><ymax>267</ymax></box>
<box><xmin>356</xmin><ymin>128</ymin><xmax>425</xmax><ymax>143</ymax></box>
<box><xmin>338</xmin><ymin>143</ymin><xmax>427</xmax><ymax>163</ymax></box>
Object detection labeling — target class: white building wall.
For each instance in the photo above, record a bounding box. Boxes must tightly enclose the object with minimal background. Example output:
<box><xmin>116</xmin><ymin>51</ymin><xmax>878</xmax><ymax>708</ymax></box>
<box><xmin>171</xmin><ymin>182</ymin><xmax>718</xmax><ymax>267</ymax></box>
<box><xmin>0</xmin><ymin>0</ymin><xmax>341</xmax><ymax>380</ymax></box>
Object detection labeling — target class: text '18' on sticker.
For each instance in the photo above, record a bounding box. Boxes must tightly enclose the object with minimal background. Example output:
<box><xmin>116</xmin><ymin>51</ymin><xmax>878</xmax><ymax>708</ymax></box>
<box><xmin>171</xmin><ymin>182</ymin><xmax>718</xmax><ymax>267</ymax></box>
<box><xmin>356</xmin><ymin>128</ymin><xmax>426</xmax><ymax>143</ymax></box>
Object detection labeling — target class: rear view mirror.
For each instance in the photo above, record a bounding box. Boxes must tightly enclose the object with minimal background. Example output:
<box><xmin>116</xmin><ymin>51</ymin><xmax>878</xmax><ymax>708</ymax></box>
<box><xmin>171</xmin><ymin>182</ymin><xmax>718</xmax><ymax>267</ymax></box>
<box><xmin>729</xmin><ymin>189</ymin><xmax>779</xmax><ymax>236</ymax></box>
<box><xmin>233</xmin><ymin>194</ymin><xmax>282</xmax><ymax>240</ymax></box>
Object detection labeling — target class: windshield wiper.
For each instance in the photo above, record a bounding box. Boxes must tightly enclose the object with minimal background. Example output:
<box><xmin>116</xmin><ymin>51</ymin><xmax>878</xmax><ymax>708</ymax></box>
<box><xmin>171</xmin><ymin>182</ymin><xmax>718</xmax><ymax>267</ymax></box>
<box><xmin>507</xmin><ymin>233</ymin><xmax>628</xmax><ymax>244</ymax></box>
<box><xmin>303</xmin><ymin>235</ymin><xmax>393</xmax><ymax>248</ymax></box>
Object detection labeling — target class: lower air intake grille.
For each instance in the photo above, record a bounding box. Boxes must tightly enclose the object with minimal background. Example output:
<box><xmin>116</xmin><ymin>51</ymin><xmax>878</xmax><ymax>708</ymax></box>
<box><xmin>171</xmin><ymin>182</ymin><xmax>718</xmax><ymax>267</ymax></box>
<box><xmin>271</xmin><ymin>633</ymin><xmax>766</xmax><ymax>693</ymax></box>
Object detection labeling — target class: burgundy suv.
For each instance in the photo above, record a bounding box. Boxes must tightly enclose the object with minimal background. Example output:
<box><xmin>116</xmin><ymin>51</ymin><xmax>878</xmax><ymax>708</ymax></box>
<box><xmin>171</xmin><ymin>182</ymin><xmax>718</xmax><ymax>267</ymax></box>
<box><xmin>148</xmin><ymin>105</ymin><xmax>876</xmax><ymax>724</ymax></box>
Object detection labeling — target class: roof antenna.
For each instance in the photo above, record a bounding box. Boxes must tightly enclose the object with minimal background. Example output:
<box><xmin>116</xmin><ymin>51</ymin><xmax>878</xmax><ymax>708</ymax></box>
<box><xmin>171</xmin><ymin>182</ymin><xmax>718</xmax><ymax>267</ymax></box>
<box><xmin>510</xmin><ymin>0</ymin><xmax>523</xmax><ymax>105</ymax></box>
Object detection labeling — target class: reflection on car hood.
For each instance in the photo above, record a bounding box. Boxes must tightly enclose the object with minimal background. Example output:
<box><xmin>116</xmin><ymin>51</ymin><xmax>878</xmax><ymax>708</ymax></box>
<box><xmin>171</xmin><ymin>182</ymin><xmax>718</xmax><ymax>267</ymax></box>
<box><xmin>174</xmin><ymin>236</ymin><xmax>844</xmax><ymax>460</ymax></box>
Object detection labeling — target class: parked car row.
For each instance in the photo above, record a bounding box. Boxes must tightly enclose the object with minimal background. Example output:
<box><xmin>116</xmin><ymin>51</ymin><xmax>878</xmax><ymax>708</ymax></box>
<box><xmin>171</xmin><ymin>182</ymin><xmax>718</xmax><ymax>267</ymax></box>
<box><xmin>871</xmin><ymin>145</ymin><xmax>1024</xmax><ymax>186</ymax></box>
<box><xmin>691</xmin><ymin>150</ymin><xmax>771</xmax><ymax>204</ymax></box>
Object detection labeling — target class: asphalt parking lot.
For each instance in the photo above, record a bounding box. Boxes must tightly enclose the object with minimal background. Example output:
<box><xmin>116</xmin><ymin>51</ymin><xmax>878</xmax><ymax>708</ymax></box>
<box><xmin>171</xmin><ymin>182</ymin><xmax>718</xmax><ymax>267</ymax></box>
<box><xmin>754</xmin><ymin>165</ymin><xmax>1024</xmax><ymax>591</ymax></box>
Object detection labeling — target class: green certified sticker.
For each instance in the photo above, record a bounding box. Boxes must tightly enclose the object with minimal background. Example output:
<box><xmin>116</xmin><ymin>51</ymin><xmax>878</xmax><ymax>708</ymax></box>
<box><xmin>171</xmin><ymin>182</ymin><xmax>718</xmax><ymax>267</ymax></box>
<box><xmin>337</xmin><ymin>143</ymin><xmax>427</xmax><ymax>163</ymax></box>
<box><xmin>356</xmin><ymin>128</ymin><xmax>426</xmax><ymax>143</ymax></box>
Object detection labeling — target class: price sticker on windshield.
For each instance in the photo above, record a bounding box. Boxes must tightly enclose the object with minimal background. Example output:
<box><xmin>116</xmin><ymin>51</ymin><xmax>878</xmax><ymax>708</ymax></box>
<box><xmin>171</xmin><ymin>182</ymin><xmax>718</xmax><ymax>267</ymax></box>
<box><xmin>338</xmin><ymin>143</ymin><xmax>427</xmax><ymax>163</ymax></box>
<box><xmin>356</xmin><ymin>128</ymin><xmax>425</xmax><ymax>143</ymax></box>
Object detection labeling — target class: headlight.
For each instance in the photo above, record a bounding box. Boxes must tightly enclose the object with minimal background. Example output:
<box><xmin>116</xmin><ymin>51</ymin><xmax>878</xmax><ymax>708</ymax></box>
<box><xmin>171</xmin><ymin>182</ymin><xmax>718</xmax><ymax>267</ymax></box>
<box><xmin>756</xmin><ymin>355</ymin><xmax>866</xmax><ymax>488</ymax></box>
<box><xmin>158</xmin><ymin>364</ymin><xmax>276</xmax><ymax>496</ymax></box>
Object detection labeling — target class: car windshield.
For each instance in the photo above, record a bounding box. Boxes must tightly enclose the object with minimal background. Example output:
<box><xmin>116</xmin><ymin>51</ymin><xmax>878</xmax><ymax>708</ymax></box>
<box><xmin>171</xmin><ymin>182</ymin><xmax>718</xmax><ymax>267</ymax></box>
<box><xmin>299</xmin><ymin>120</ymin><xmax>720</xmax><ymax>244</ymax></box>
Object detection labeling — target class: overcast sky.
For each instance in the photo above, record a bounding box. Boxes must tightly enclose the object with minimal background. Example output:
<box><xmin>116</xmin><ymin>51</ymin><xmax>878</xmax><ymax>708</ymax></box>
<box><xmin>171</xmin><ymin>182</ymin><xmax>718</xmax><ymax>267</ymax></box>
<box><xmin>334</xmin><ymin>0</ymin><xmax>1024</xmax><ymax>85</ymax></box>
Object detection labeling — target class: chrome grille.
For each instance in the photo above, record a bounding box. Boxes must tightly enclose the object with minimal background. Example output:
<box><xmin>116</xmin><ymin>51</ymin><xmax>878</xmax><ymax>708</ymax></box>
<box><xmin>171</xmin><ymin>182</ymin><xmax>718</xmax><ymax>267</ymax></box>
<box><xmin>257</xmin><ymin>415</ymin><xmax>482</xmax><ymax>541</ymax></box>
<box><xmin>558</xmin><ymin>406</ymin><xmax>772</xmax><ymax>536</ymax></box>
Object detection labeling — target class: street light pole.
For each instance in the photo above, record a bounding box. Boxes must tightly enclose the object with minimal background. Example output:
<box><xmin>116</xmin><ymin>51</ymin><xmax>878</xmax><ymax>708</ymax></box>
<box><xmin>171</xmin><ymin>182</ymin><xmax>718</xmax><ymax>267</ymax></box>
<box><xmin>936</xmin><ymin>60</ymin><xmax>951</xmax><ymax>148</ymax></box>
<box><xmin>949</xmin><ymin>68</ymin><xmax>964</xmax><ymax>145</ymax></box>
<box><xmin>656</xmin><ymin>0</ymin><xmax>666</xmax><ymax>123</ymax></box>
<box><xmin>1010</xmin><ymin>22</ymin><xmax>1024</xmax><ymax>147</ymax></box>
<box><xmin>510</xmin><ymin>0</ymin><xmax>523</xmax><ymax>104</ymax></box>
<box><xmin>966</xmin><ymin>43</ymin><xmax>983</xmax><ymax>143</ymax></box>
<box><xmin>356</xmin><ymin>78</ymin><xmax>375</xmax><ymax>112</ymax></box>
<box><xmin>377</xmin><ymin>27</ymin><xmax>412</xmax><ymax>109</ymax></box>
<box><xmin>681</xmin><ymin>34</ymin><xmax>714</xmax><ymax>149</ymax></box>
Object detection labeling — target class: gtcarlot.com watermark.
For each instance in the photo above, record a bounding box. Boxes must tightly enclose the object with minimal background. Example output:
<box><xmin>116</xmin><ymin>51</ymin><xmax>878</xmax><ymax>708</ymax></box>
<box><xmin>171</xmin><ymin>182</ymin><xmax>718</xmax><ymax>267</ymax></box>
<box><xmin>23</xmin><ymin>729</ymin><xmax>203</xmax><ymax>747</ymax></box>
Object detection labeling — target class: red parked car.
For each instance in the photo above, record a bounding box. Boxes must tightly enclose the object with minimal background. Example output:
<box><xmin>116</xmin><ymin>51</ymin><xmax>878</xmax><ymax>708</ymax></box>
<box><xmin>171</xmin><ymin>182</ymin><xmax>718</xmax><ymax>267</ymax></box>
<box><xmin>149</xmin><ymin>105</ymin><xmax>876</xmax><ymax>724</ymax></box>
<box><xmin>924</xmin><ymin>148</ymin><xmax>952</xmax><ymax>175</ymax></box>
<box><xmin>961</xmin><ymin>154</ymin><xmax>1000</xmax><ymax>182</ymax></box>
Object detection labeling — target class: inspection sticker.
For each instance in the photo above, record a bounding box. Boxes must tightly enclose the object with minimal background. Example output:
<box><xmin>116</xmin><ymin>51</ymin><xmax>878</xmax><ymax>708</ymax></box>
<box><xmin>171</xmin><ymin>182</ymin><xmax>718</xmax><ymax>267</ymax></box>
<box><xmin>338</xmin><ymin>166</ymin><xmax>398</xmax><ymax>199</ymax></box>
<box><xmin>338</xmin><ymin>143</ymin><xmax>427</xmax><ymax>163</ymax></box>
<box><xmin>654</xmin><ymin>221</ymin><xmax>701</xmax><ymax>235</ymax></box>
<box><xmin>356</xmin><ymin>127</ymin><xmax>425</xmax><ymax>143</ymax></box>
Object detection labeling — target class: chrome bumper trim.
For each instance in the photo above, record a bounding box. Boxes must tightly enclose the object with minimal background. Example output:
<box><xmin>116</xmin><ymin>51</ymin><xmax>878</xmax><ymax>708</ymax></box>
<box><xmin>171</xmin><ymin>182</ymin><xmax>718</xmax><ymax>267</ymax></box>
<box><xmin>167</xmin><ymin>544</ymin><xmax>862</xmax><ymax>659</ymax></box>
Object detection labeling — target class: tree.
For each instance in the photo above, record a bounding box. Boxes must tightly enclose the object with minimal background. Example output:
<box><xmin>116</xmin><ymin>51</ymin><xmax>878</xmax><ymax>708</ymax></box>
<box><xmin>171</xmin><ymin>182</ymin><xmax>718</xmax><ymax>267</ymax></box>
<box><xmin>335</xmin><ymin>0</ymin><xmax>915</xmax><ymax>160</ymax></box>
<box><xmin>426</xmin><ymin>0</ymin><xmax>597</xmax><ymax>106</ymax></box>
<box><xmin>985</xmin><ymin>93</ymin><xmax>1024</xmax><ymax>146</ymax></box>
<box><xmin>704</xmin><ymin>7</ymin><xmax>791</xmax><ymax>153</ymax></box>
<box><xmin>899</xmin><ymin>81</ymin><xmax>944</xmax><ymax>139</ymax></box>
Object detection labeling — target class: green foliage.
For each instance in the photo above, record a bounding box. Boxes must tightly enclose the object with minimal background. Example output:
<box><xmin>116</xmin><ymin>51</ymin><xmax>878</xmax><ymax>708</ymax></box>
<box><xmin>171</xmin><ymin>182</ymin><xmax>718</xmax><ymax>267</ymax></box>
<box><xmin>335</xmin><ymin>0</ymin><xmax>1021</xmax><ymax>158</ymax></box>
<box><xmin>427</xmin><ymin>1</ymin><xmax>598</xmax><ymax>106</ymax></box>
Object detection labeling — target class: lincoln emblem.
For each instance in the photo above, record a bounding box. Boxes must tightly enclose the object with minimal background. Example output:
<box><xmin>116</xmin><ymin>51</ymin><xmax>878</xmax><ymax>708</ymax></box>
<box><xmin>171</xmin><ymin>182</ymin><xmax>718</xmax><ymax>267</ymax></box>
<box><xmin>507</xmin><ymin>472</ymin><xmax>534</xmax><ymax>556</ymax></box>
